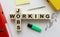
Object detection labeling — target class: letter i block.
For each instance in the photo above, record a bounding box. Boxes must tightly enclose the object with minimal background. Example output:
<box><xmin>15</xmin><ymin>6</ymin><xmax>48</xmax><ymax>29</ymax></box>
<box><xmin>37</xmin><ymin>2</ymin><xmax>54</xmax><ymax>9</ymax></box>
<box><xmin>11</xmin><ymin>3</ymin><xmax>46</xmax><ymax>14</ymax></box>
<box><xmin>47</xmin><ymin>0</ymin><xmax>60</xmax><ymax>11</ymax></box>
<box><xmin>34</xmin><ymin>14</ymin><xmax>38</xmax><ymax>19</ymax></box>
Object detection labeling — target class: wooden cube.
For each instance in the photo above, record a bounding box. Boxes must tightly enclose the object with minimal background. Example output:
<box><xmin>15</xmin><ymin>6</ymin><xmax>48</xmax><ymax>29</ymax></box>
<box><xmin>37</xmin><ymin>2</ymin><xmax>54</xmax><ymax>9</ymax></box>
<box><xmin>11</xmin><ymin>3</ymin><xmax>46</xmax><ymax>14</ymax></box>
<box><xmin>45</xmin><ymin>14</ymin><xmax>51</xmax><ymax>20</ymax></box>
<box><xmin>16</xmin><ymin>25</ymin><xmax>21</xmax><ymax>31</ymax></box>
<box><xmin>27</xmin><ymin>14</ymin><xmax>34</xmax><ymax>19</ymax></box>
<box><xmin>15</xmin><ymin>19</ymin><xmax>21</xmax><ymax>31</ymax></box>
<box><xmin>38</xmin><ymin>14</ymin><xmax>45</xmax><ymax>19</ymax></box>
<box><xmin>10</xmin><ymin>14</ymin><xmax>15</xmax><ymax>20</ymax></box>
<box><xmin>22</xmin><ymin>14</ymin><xmax>28</xmax><ymax>19</ymax></box>
<box><xmin>15</xmin><ymin>14</ymin><xmax>21</xmax><ymax>19</ymax></box>
<box><xmin>16</xmin><ymin>8</ymin><xmax>20</xmax><ymax>13</ymax></box>
<box><xmin>34</xmin><ymin>14</ymin><xmax>38</xmax><ymax>19</ymax></box>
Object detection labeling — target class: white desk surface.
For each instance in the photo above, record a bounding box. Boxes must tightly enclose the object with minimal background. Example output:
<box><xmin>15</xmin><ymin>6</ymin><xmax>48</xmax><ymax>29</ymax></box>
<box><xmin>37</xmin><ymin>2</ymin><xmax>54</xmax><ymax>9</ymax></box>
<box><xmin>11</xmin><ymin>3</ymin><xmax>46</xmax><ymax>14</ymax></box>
<box><xmin>0</xmin><ymin>0</ymin><xmax>60</xmax><ymax>37</ymax></box>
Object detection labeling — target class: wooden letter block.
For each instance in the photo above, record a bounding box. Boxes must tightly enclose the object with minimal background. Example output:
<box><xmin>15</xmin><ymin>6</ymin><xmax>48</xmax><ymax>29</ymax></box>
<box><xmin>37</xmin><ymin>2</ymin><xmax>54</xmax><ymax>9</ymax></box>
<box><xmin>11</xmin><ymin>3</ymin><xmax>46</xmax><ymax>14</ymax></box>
<box><xmin>16</xmin><ymin>14</ymin><xmax>21</xmax><ymax>19</ymax></box>
<box><xmin>27</xmin><ymin>14</ymin><xmax>34</xmax><ymax>19</ymax></box>
<box><xmin>10</xmin><ymin>14</ymin><xmax>15</xmax><ymax>20</ymax></box>
<box><xmin>16</xmin><ymin>25</ymin><xmax>21</xmax><ymax>31</ymax></box>
<box><xmin>34</xmin><ymin>14</ymin><xmax>38</xmax><ymax>19</ymax></box>
<box><xmin>16</xmin><ymin>8</ymin><xmax>20</xmax><ymax>13</ymax></box>
<box><xmin>22</xmin><ymin>14</ymin><xmax>27</xmax><ymax>19</ymax></box>
<box><xmin>15</xmin><ymin>19</ymin><xmax>21</xmax><ymax>31</ymax></box>
<box><xmin>38</xmin><ymin>14</ymin><xmax>44</xmax><ymax>19</ymax></box>
<box><xmin>45</xmin><ymin>14</ymin><xmax>51</xmax><ymax>19</ymax></box>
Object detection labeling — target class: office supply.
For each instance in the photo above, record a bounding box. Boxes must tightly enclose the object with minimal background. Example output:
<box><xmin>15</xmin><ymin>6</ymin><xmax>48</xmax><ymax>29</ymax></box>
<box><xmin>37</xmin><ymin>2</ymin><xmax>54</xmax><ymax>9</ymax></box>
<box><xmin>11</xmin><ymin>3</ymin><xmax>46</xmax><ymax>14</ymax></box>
<box><xmin>47</xmin><ymin>0</ymin><xmax>60</xmax><ymax>11</ymax></box>
<box><xmin>16</xmin><ymin>0</ymin><xmax>30</xmax><ymax>6</ymax></box>
<box><xmin>27</xmin><ymin>23</ymin><xmax>42</xmax><ymax>32</ymax></box>
<box><xmin>0</xmin><ymin>29</ymin><xmax>4</xmax><ymax>32</ymax></box>
<box><xmin>28</xmin><ymin>6</ymin><xmax>46</xmax><ymax>11</ymax></box>
<box><xmin>0</xmin><ymin>4</ymin><xmax>9</xmax><ymax>37</ymax></box>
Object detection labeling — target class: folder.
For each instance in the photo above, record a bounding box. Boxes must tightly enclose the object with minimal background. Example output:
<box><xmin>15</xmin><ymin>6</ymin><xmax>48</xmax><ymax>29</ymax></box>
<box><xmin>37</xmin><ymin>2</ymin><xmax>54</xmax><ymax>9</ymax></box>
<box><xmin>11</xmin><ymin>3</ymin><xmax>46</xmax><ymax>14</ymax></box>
<box><xmin>0</xmin><ymin>4</ymin><xmax>9</xmax><ymax>37</ymax></box>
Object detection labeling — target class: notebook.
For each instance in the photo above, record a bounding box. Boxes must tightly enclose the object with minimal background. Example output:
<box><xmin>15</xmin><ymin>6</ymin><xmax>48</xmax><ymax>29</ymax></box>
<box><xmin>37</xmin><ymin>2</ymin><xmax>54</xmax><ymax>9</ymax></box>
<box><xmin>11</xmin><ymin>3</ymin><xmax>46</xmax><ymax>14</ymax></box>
<box><xmin>16</xmin><ymin>0</ymin><xmax>30</xmax><ymax>5</ymax></box>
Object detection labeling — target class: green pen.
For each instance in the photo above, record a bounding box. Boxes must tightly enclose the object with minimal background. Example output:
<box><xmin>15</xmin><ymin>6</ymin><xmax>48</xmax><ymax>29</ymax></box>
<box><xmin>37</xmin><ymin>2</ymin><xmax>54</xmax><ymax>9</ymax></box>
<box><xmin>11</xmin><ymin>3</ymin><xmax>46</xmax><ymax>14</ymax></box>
<box><xmin>27</xmin><ymin>23</ymin><xmax>42</xmax><ymax>32</ymax></box>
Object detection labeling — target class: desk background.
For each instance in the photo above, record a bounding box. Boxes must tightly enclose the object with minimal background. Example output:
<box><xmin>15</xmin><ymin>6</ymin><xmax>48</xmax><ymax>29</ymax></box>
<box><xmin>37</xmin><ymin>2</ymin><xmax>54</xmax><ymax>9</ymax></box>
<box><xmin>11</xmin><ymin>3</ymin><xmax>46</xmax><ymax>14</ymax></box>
<box><xmin>0</xmin><ymin>0</ymin><xmax>60</xmax><ymax>37</ymax></box>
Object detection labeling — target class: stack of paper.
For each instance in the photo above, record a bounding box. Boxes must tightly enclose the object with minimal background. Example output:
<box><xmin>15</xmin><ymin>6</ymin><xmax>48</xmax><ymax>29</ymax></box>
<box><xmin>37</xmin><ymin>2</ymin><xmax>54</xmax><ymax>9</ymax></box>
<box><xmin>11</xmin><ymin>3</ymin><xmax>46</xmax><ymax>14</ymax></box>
<box><xmin>16</xmin><ymin>0</ymin><xmax>30</xmax><ymax>5</ymax></box>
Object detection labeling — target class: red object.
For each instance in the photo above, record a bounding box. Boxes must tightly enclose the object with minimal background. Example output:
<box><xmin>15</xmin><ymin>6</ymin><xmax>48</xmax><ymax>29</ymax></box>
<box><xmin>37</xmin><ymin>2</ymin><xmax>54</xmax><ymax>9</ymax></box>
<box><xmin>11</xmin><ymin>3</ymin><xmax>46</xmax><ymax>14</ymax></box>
<box><xmin>0</xmin><ymin>4</ymin><xmax>9</xmax><ymax>37</ymax></box>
